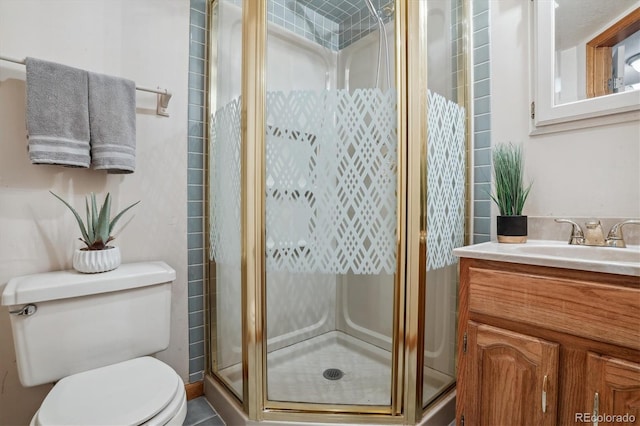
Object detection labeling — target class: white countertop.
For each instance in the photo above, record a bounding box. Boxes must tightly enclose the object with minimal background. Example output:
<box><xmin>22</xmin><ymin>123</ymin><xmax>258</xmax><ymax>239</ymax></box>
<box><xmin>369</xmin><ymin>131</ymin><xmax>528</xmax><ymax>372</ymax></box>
<box><xmin>453</xmin><ymin>240</ymin><xmax>640</xmax><ymax>277</ymax></box>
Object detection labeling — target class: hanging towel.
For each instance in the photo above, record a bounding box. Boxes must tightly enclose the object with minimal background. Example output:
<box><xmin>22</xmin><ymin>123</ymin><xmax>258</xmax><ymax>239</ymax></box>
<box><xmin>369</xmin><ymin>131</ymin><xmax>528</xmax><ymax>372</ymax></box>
<box><xmin>25</xmin><ymin>58</ymin><xmax>91</xmax><ymax>167</ymax></box>
<box><xmin>88</xmin><ymin>71</ymin><xmax>136</xmax><ymax>173</ymax></box>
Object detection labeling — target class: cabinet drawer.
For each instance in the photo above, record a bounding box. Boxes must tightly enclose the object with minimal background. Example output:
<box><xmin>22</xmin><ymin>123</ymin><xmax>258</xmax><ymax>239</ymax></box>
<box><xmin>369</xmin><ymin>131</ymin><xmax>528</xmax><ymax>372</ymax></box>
<box><xmin>468</xmin><ymin>266</ymin><xmax>640</xmax><ymax>350</ymax></box>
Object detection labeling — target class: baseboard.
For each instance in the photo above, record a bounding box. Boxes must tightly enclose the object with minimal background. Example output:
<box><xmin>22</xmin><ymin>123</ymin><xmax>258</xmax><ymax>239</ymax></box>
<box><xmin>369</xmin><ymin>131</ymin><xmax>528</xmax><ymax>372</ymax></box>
<box><xmin>185</xmin><ymin>381</ymin><xmax>204</xmax><ymax>400</ymax></box>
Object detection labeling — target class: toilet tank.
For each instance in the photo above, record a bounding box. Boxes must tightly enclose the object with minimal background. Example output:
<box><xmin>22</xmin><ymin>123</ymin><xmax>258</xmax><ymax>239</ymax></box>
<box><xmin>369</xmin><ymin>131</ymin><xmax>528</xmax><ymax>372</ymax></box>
<box><xmin>1</xmin><ymin>261</ymin><xmax>175</xmax><ymax>387</ymax></box>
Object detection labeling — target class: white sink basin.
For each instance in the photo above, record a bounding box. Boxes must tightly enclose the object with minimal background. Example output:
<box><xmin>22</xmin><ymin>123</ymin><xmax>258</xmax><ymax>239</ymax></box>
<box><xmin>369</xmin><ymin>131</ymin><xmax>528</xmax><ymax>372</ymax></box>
<box><xmin>453</xmin><ymin>240</ymin><xmax>640</xmax><ymax>277</ymax></box>
<box><xmin>511</xmin><ymin>242</ymin><xmax>640</xmax><ymax>263</ymax></box>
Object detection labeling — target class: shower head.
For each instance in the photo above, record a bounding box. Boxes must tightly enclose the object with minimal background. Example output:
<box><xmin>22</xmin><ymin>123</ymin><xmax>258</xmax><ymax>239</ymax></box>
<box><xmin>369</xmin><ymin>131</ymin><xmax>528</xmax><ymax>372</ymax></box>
<box><xmin>381</xmin><ymin>3</ymin><xmax>394</xmax><ymax>18</ymax></box>
<box><xmin>364</xmin><ymin>1</ymin><xmax>395</xmax><ymax>19</ymax></box>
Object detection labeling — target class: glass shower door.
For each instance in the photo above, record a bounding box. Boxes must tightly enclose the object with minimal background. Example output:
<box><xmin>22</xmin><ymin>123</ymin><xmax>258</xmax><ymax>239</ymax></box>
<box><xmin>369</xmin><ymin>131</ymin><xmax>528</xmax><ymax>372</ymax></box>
<box><xmin>208</xmin><ymin>0</ymin><xmax>244</xmax><ymax>401</ymax></box>
<box><xmin>263</xmin><ymin>0</ymin><xmax>398</xmax><ymax>408</ymax></box>
<box><xmin>421</xmin><ymin>0</ymin><xmax>467</xmax><ymax>408</ymax></box>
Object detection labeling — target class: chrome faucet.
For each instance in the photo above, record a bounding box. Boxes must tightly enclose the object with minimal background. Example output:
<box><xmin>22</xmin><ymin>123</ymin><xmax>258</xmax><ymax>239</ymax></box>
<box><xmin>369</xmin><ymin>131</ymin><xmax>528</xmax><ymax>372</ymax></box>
<box><xmin>556</xmin><ymin>219</ymin><xmax>640</xmax><ymax>247</ymax></box>
<box><xmin>555</xmin><ymin>219</ymin><xmax>584</xmax><ymax>245</ymax></box>
<box><xmin>605</xmin><ymin>219</ymin><xmax>640</xmax><ymax>248</ymax></box>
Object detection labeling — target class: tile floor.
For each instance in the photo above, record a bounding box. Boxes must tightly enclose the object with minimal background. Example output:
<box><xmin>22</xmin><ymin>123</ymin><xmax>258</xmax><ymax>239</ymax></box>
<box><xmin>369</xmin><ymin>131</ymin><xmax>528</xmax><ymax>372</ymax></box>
<box><xmin>183</xmin><ymin>396</ymin><xmax>225</xmax><ymax>426</ymax></box>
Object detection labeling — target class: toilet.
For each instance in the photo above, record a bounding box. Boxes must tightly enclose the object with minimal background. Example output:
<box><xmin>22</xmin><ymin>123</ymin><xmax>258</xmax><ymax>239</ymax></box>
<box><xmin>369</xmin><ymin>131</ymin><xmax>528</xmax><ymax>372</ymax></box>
<box><xmin>1</xmin><ymin>261</ymin><xmax>187</xmax><ymax>426</ymax></box>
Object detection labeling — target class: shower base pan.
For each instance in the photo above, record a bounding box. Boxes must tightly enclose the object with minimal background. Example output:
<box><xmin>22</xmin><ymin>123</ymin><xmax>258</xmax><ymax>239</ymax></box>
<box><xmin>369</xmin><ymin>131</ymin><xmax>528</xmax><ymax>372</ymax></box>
<box><xmin>217</xmin><ymin>330</ymin><xmax>452</xmax><ymax>406</ymax></box>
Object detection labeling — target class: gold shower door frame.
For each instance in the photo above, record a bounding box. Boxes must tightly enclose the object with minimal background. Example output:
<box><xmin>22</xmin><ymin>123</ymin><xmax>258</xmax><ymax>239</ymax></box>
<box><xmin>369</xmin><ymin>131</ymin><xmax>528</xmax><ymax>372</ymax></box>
<box><xmin>206</xmin><ymin>0</ymin><xmax>470</xmax><ymax>424</ymax></box>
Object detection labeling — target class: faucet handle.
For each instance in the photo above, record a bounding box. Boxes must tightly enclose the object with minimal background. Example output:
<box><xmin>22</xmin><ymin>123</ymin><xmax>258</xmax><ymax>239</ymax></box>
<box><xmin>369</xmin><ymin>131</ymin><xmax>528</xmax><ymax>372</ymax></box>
<box><xmin>606</xmin><ymin>220</ymin><xmax>640</xmax><ymax>248</ymax></box>
<box><xmin>555</xmin><ymin>219</ymin><xmax>585</xmax><ymax>245</ymax></box>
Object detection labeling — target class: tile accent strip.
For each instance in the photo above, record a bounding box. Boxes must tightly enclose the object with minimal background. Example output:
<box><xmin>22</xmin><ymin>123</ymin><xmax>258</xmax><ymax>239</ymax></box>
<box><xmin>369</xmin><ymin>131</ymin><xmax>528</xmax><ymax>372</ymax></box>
<box><xmin>187</xmin><ymin>0</ymin><xmax>207</xmax><ymax>384</ymax></box>
<box><xmin>472</xmin><ymin>0</ymin><xmax>491</xmax><ymax>244</ymax></box>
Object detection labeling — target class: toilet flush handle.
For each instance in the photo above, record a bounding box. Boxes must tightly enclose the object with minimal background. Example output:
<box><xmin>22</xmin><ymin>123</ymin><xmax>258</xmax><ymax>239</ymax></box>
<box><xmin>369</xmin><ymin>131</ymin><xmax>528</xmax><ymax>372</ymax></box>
<box><xmin>9</xmin><ymin>303</ymin><xmax>37</xmax><ymax>316</ymax></box>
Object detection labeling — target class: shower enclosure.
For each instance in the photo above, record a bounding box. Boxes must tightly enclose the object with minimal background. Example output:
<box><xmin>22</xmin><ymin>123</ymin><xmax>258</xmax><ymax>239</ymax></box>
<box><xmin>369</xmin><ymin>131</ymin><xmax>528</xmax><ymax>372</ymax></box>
<box><xmin>206</xmin><ymin>0</ymin><xmax>469</xmax><ymax>423</ymax></box>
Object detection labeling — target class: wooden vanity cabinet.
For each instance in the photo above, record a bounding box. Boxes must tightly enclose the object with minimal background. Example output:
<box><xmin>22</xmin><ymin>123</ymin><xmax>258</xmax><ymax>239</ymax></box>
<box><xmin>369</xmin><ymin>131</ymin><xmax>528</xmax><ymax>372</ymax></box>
<box><xmin>456</xmin><ymin>258</ymin><xmax>640</xmax><ymax>426</ymax></box>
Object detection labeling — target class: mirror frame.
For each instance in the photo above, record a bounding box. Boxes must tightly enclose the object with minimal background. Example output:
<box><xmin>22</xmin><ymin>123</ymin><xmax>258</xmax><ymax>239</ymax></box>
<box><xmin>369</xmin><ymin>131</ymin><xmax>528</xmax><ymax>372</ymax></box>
<box><xmin>531</xmin><ymin>0</ymin><xmax>640</xmax><ymax>133</ymax></box>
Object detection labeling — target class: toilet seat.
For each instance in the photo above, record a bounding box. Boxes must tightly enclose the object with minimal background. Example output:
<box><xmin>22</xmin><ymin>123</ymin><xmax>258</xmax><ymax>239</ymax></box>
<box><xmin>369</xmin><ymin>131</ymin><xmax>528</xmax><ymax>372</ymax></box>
<box><xmin>32</xmin><ymin>357</ymin><xmax>186</xmax><ymax>426</ymax></box>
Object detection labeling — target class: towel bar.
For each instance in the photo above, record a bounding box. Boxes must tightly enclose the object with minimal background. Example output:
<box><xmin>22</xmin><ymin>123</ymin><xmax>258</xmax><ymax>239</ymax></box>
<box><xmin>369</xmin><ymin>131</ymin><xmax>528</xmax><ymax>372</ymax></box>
<box><xmin>0</xmin><ymin>54</ymin><xmax>172</xmax><ymax>117</ymax></box>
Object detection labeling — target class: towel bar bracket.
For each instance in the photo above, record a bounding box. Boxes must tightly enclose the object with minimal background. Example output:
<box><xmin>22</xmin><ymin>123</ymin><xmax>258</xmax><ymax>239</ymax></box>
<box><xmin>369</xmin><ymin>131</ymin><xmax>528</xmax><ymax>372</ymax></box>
<box><xmin>157</xmin><ymin>92</ymin><xmax>172</xmax><ymax>117</ymax></box>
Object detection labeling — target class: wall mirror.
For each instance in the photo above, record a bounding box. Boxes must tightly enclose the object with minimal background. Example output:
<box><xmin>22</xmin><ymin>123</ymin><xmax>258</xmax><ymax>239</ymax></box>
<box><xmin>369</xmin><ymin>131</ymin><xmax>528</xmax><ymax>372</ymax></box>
<box><xmin>532</xmin><ymin>0</ymin><xmax>640</xmax><ymax>131</ymax></box>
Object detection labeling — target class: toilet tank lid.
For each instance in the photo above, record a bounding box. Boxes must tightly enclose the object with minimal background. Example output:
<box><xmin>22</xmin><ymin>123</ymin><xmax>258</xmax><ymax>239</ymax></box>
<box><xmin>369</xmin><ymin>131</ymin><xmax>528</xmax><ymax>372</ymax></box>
<box><xmin>1</xmin><ymin>261</ymin><xmax>176</xmax><ymax>306</ymax></box>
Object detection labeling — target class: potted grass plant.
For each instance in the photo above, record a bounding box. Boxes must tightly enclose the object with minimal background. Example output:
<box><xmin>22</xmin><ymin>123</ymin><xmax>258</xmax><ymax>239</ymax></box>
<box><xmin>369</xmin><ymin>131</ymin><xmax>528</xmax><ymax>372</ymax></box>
<box><xmin>490</xmin><ymin>143</ymin><xmax>532</xmax><ymax>243</ymax></box>
<box><xmin>51</xmin><ymin>192</ymin><xmax>140</xmax><ymax>273</ymax></box>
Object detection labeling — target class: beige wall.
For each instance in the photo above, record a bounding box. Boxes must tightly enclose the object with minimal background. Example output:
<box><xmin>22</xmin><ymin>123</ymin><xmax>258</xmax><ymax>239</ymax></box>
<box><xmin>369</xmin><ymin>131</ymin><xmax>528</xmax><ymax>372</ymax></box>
<box><xmin>490</xmin><ymin>1</ymin><xmax>640</xmax><ymax>221</ymax></box>
<box><xmin>0</xmin><ymin>1</ymin><xmax>190</xmax><ymax>424</ymax></box>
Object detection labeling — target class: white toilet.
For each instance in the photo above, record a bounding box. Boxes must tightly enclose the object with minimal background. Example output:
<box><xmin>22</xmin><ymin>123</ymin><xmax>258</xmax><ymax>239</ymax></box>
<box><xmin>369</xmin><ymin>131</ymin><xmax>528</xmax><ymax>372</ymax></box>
<box><xmin>1</xmin><ymin>261</ymin><xmax>187</xmax><ymax>426</ymax></box>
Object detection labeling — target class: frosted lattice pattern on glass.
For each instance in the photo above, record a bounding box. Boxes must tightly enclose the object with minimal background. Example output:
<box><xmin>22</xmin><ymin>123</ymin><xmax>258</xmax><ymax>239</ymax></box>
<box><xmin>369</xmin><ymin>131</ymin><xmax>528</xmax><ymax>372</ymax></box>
<box><xmin>210</xmin><ymin>90</ymin><xmax>397</xmax><ymax>274</ymax></box>
<box><xmin>266</xmin><ymin>89</ymin><xmax>397</xmax><ymax>274</ymax></box>
<box><xmin>427</xmin><ymin>90</ymin><xmax>466</xmax><ymax>271</ymax></box>
<box><xmin>209</xmin><ymin>97</ymin><xmax>241</xmax><ymax>264</ymax></box>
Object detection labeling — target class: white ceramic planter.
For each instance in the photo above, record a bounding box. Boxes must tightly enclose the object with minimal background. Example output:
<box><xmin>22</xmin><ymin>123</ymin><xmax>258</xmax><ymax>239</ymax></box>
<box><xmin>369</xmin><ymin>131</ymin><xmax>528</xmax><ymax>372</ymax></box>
<box><xmin>72</xmin><ymin>246</ymin><xmax>121</xmax><ymax>273</ymax></box>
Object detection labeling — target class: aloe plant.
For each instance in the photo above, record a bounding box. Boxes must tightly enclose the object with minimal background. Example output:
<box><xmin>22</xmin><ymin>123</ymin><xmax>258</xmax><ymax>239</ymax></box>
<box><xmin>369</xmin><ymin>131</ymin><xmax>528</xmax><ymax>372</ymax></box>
<box><xmin>51</xmin><ymin>192</ymin><xmax>140</xmax><ymax>250</ymax></box>
<box><xmin>490</xmin><ymin>143</ymin><xmax>532</xmax><ymax>216</ymax></box>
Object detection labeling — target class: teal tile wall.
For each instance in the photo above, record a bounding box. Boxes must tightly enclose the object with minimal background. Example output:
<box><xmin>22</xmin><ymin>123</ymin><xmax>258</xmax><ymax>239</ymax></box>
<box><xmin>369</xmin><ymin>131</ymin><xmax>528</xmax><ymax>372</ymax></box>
<box><xmin>472</xmin><ymin>0</ymin><xmax>491</xmax><ymax>243</ymax></box>
<box><xmin>188</xmin><ymin>0</ymin><xmax>207</xmax><ymax>384</ymax></box>
<box><xmin>451</xmin><ymin>0</ymin><xmax>460</xmax><ymax>101</ymax></box>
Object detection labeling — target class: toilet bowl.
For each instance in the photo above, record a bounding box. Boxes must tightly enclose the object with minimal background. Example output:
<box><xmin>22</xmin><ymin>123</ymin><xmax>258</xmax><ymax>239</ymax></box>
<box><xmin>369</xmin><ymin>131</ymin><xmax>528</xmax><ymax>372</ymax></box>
<box><xmin>31</xmin><ymin>357</ymin><xmax>187</xmax><ymax>426</ymax></box>
<box><xmin>1</xmin><ymin>262</ymin><xmax>186</xmax><ymax>426</ymax></box>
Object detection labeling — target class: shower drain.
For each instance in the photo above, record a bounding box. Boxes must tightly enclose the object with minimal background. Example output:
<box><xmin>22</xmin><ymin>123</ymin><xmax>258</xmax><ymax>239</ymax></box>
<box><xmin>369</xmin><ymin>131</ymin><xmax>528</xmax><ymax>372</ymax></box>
<box><xmin>322</xmin><ymin>368</ymin><xmax>344</xmax><ymax>381</ymax></box>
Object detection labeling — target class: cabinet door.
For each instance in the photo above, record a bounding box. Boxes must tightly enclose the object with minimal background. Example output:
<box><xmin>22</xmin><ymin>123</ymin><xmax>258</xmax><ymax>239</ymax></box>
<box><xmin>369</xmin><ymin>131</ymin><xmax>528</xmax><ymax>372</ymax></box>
<box><xmin>464</xmin><ymin>322</ymin><xmax>559</xmax><ymax>426</ymax></box>
<box><xmin>586</xmin><ymin>353</ymin><xmax>640</xmax><ymax>426</ymax></box>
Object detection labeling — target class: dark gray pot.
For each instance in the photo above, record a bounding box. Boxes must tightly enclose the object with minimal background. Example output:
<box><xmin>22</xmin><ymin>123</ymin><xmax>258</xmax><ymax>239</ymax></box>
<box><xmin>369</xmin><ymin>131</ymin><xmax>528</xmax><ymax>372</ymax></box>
<box><xmin>497</xmin><ymin>215</ymin><xmax>528</xmax><ymax>243</ymax></box>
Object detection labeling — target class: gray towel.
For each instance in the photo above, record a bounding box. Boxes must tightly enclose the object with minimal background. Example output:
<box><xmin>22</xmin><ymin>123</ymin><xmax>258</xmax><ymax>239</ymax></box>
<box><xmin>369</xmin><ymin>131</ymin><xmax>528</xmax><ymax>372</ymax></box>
<box><xmin>25</xmin><ymin>58</ymin><xmax>91</xmax><ymax>167</ymax></box>
<box><xmin>88</xmin><ymin>72</ymin><xmax>136</xmax><ymax>174</ymax></box>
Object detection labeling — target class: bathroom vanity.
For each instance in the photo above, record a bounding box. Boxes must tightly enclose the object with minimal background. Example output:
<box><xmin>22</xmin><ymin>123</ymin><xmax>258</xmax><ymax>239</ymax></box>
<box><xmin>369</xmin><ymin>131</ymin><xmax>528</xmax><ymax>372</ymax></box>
<box><xmin>454</xmin><ymin>242</ymin><xmax>640</xmax><ymax>426</ymax></box>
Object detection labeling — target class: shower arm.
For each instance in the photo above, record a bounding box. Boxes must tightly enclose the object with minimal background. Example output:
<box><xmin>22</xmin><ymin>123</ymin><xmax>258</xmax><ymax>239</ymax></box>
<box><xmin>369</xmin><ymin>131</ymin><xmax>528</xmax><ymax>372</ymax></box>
<box><xmin>363</xmin><ymin>0</ymin><xmax>392</xmax><ymax>90</ymax></box>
